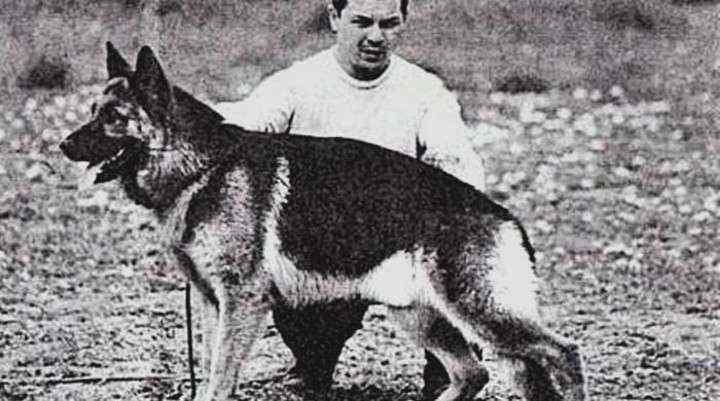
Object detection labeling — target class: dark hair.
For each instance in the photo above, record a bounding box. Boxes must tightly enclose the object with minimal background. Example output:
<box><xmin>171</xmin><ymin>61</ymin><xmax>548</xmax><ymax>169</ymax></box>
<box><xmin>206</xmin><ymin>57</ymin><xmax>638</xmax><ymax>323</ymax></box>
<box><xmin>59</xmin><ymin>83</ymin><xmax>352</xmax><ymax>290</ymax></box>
<box><xmin>332</xmin><ymin>0</ymin><xmax>409</xmax><ymax>18</ymax></box>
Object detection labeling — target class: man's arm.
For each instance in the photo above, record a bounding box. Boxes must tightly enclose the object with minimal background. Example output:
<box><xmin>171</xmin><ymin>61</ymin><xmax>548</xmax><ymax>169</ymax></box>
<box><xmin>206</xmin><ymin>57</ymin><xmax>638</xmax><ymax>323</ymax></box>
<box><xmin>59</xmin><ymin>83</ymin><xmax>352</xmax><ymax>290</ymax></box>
<box><xmin>417</xmin><ymin>86</ymin><xmax>487</xmax><ymax>192</ymax></box>
<box><xmin>213</xmin><ymin>70</ymin><xmax>295</xmax><ymax>133</ymax></box>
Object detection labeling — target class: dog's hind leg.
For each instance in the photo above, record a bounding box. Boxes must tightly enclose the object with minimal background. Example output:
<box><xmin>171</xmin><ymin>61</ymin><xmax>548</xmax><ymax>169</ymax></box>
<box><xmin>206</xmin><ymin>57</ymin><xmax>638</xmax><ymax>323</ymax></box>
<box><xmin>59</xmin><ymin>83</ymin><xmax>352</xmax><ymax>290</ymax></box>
<box><xmin>479</xmin><ymin>315</ymin><xmax>586</xmax><ymax>401</ymax></box>
<box><xmin>390</xmin><ymin>308</ymin><xmax>489</xmax><ymax>401</ymax></box>
<box><xmin>272</xmin><ymin>300</ymin><xmax>369</xmax><ymax>390</ymax></box>
<box><xmin>502</xmin><ymin>322</ymin><xmax>586</xmax><ymax>401</ymax></box>
<box><xmin>200</xmin><ymin>273</ymin><xmax>271</xmax><ymax>401</ymax></box>
<box><xmin>448</xmin><ymin>222</ymin><xmax>587</xmax><ymax>401</ymax></box>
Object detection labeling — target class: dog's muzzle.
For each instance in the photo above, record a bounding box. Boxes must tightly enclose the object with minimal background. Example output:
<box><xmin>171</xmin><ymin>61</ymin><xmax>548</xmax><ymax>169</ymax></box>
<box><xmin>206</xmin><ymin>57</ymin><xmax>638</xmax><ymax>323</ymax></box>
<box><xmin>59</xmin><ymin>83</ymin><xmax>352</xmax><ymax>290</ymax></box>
<box><xmin>59</xmin><ymin>137</ymin><xmax>83</xmax><ymax>161</ymax></box>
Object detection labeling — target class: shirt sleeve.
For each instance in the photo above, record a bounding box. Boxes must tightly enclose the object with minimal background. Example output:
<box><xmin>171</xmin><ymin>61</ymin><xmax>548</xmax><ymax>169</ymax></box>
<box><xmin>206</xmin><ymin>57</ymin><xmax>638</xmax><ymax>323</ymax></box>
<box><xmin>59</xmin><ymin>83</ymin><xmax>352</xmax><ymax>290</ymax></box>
<box><xmin>417</xmin><ymin>83</ymin><xmax>487</xmax><ymax>191</ymax></box>
<box><xmin>212</xmin><ymin>69</ymin><xmax>295</xmax><ymax>133</ymax></box>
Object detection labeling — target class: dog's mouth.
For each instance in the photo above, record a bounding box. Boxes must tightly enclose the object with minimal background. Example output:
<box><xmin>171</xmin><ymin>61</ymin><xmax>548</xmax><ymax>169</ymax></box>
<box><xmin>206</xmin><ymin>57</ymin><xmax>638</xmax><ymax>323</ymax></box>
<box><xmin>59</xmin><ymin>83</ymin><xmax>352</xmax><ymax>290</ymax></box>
<box><xmin>79</xmin><ymin>146</ymin><xmax>136</xmax><ymax>188</ymax></box>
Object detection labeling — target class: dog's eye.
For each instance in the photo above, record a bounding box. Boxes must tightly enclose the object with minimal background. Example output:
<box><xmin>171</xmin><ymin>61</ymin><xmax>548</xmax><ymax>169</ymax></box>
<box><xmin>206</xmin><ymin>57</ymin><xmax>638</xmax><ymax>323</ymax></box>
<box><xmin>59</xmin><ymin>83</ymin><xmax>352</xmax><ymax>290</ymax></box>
<box><xmin>91</xmin><ymin>103</ymin><xmax>97</xmax><ymax>115</ymax></box>
<box><xmin>105</xmin><ymin>108</ymin><xmax>128</xmax><ymax>125</ymax></box>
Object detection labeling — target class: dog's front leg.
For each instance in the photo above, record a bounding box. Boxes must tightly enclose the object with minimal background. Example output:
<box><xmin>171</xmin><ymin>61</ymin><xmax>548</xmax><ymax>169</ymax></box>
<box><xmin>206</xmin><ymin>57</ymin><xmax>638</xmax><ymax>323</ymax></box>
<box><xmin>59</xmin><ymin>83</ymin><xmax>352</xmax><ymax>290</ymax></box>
<box><xmin>200</xmin><ymin>272</ymin><xmax>271</xmax><ymax>401</ymax></box>
<box><xmin>200</xmin><ymin>294</ymin><xmax>216</xmax><ymax>378</ymax></box>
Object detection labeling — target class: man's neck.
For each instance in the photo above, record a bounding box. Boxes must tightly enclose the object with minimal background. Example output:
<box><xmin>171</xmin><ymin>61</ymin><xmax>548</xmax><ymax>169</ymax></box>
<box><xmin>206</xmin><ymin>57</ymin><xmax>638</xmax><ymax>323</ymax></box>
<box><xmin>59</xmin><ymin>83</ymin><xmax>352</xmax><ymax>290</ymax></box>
<box><xmin>333</xmin><ymin>47</ymin><xmax>390</xmax><ymax>82</ymax></box>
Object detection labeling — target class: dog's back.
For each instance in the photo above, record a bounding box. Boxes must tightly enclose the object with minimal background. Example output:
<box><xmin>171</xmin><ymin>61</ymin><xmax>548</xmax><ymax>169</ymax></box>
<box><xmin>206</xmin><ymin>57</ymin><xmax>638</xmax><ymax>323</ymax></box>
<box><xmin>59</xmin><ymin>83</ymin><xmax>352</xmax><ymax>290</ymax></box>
<box><xmin>252</xmin><ymin>129</ymin><xmax>519</xmax><ymax>260</ymax></box>
<box><xmin>179</xmin><ymin>125</ymin><xmax>533</xmax><ymax>281</ymax></box>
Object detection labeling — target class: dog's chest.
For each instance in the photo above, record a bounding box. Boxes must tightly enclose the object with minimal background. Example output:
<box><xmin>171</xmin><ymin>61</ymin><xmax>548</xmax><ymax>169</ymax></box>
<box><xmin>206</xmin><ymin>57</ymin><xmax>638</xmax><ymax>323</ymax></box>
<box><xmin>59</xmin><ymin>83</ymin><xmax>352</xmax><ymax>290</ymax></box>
<box><xmin>162</xmin><ymin>173</ymin><xmax>213</xmax><ymax>247</ymax></box>
<box><xmin>162</xmin><ymin>167</ymin><xmax>258</xmax><ymax>274</ymax></box>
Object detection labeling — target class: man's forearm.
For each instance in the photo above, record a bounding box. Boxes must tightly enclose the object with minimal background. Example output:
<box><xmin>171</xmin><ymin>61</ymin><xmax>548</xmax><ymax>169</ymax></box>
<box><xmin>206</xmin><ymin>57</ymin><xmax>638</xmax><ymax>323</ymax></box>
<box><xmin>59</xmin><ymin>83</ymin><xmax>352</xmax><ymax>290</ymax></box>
<box><xmin>421</xmin><ymin>149</ymin><xmax>486</xmax><ymax>192</ymax></box>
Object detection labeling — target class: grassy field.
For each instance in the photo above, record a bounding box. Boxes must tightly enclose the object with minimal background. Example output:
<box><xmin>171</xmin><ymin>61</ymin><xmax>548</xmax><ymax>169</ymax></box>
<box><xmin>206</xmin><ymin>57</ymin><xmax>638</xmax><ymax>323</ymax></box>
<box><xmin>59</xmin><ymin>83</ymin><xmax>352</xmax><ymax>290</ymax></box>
<box><xmin>2</xmin><ymin>1</ymin><xmax>720</xmax><ymax>400</ymax></box>
<box><xmin>2</xmin><ymin>1</ymin><xmax>720</xmax><ymax>107</ymax></box>
<box><xmin>2</xmin><ymin>79</ymin><xmax>720</xmax><ymax>400</ymax></box>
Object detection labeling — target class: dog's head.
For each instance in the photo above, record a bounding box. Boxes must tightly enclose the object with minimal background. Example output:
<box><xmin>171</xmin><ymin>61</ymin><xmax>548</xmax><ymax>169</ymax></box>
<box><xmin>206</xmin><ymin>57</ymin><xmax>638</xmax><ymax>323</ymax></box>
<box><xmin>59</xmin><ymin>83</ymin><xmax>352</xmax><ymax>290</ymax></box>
<box><xmin>59</xmin><ymin>42</ymin><xmax>223</xmax><ymax>184</ymax></box>
<box><xmin>59</xmin><ymin>42</ymin><xmax>166</xmax><ymax>184</ymax></box>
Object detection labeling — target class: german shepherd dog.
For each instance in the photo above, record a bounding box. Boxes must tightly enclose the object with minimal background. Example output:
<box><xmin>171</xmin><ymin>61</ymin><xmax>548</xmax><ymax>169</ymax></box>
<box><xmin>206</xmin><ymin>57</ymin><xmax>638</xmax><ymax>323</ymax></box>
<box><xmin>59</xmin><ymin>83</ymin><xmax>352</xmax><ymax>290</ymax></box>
<box><xmin>59</xmin><ymin>42</ymin><xmax>587</xmax><ymax>401</ymax></box>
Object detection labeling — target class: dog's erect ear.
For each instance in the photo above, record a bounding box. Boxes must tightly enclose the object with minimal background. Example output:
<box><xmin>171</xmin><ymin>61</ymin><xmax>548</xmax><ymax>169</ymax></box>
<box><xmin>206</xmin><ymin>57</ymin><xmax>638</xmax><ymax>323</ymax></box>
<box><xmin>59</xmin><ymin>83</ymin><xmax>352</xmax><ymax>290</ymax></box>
<box><xmin>106</xmin><ymin>41</ymin><xmax>132</xmax><ymax>79</ymax></box>
<box><xmin>134</xmin><ymin>46</ymin><xmax>173</xmax><ymax>123</ymax></box>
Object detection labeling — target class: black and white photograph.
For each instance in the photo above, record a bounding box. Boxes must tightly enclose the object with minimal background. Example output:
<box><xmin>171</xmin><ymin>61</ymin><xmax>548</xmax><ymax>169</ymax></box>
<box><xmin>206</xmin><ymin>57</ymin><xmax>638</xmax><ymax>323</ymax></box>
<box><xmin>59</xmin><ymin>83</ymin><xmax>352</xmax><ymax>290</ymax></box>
<box><xmin>1</xmin><ymin>1</ymin><xmax>719</xmax><ymax>400</ymax></box>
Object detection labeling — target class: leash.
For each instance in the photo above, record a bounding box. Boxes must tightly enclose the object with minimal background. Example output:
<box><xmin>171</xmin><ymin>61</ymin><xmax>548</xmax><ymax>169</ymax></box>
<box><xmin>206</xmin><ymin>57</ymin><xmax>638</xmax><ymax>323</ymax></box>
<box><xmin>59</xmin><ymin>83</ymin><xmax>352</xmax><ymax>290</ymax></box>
<box><xmin>185</xmin><ymin>282</ymin><xmax>197</xmax><ymax>398</ymax></box>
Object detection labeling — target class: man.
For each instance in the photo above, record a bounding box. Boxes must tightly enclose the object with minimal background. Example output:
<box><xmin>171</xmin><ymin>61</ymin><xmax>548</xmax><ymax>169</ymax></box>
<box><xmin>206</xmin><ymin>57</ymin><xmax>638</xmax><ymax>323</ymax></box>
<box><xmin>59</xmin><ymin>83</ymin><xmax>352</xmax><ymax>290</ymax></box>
<box><xmin>215</xmin><ymin>0</ymin><xmax>486</xmax><ymax>397</ymax></box>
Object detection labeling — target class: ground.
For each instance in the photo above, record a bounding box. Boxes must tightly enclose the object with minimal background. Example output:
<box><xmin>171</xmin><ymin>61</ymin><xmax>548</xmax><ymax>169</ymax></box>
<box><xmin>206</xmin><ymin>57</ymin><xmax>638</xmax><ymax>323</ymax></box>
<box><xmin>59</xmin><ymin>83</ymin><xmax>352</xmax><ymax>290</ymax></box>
<box><xmin>1</xmin><ymin>84</ymin><xmax>720</xmax><ymax>401</ymax></box>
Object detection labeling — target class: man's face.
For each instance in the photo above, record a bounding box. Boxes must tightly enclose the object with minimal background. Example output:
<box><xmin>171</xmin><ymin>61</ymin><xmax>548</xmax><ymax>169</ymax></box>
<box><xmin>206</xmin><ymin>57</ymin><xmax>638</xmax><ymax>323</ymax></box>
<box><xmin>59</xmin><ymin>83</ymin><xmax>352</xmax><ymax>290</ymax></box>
<box><xmin>330</xmin><ymin>0</ymin><xmax>405</xmax><ymax>80</ymax></box>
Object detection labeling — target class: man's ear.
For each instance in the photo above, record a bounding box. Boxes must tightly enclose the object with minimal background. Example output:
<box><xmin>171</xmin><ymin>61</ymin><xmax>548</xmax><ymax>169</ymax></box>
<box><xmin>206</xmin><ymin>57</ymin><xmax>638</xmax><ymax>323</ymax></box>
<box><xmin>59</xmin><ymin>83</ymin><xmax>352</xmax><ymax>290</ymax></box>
<box><xmin>327</xmin><ymin>3</ymin><xmax>340</xmax><ymax>33</ymax></box>
<box><xmin>133</xmin><ymin>46</ymin><xmax>173</xmax><ymax>123</ymax></box>
<box><xmin>106</xmin><ymin>41</ymin><xmax>132</xmax><ymax>79</ymax></box>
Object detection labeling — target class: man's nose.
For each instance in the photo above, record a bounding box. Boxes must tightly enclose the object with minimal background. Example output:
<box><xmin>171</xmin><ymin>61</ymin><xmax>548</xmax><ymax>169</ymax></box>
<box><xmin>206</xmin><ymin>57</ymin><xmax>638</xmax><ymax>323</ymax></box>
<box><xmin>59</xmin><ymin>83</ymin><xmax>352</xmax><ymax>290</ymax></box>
<box><xmin>367</xmin><ymin>23</ymin><xmax>384</xmax><ymax>44</ymax></box>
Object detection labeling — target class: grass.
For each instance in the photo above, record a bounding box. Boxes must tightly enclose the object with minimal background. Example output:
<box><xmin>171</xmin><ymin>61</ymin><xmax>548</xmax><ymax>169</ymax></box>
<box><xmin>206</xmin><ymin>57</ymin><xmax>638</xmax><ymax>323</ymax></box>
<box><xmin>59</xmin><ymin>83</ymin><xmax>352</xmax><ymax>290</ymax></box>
<box><xmin>2</xmin><ymin>0</ymin><xmax>720</xmax><ymax>109</ymax></box>
<box><xmin>1</xmin><ymin>76</ymin><xmax>720</xmax><ymax>400</ymax></box>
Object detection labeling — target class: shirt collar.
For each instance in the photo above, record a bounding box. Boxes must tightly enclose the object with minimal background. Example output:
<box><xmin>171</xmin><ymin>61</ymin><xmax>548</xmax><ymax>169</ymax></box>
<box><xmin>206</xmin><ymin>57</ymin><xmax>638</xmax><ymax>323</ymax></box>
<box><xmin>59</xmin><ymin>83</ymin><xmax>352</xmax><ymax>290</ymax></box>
<box><xmin>329</xmin><ymin>45</ymin><xmax>396</xmax><ymax>89</ymax></box>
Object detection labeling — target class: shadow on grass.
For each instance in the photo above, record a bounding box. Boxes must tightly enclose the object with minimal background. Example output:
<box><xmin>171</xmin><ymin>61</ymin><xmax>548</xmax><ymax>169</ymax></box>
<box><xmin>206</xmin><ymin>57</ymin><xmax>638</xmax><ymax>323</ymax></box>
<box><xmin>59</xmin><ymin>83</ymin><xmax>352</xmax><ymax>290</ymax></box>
<box><xmin>17</xmin><ymin>56</ymin><xmax>69</xmax><ymax>90</ymax></box>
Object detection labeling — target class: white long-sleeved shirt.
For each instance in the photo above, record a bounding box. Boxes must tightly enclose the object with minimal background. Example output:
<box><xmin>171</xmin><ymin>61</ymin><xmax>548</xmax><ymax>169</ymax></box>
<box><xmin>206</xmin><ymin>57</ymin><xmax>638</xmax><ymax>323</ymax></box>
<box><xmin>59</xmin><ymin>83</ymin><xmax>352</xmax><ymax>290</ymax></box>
<box><xmin>214</xmin><ymin>46</ymin><xmax>485</xmax><ymax>191</ymax></box>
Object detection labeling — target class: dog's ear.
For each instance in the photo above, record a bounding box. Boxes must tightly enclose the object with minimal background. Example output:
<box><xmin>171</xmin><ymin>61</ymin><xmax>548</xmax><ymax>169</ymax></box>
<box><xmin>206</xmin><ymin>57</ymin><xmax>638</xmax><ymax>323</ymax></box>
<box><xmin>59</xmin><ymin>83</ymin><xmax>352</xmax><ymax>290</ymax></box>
<box><xmin>106</xmin><ymin>41</ymin><xmax>132</xmax><ymax>79</ymax></box>
<box><xmin>134</xmin><ymin>46</ymin><xmax>173</xmax><ymax>123</ymax></box>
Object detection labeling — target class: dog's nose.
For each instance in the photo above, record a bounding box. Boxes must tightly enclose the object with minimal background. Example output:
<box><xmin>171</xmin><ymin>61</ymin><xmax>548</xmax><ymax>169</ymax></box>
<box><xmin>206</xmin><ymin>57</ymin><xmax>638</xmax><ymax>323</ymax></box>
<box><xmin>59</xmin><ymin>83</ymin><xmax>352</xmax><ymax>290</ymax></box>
<box><xmin>58</xmin><ymin>140</ymin><xmax>69</xmax><ymax>153</ymax></box>
<box><xmin>58</xmin><ymin>139</ymin><xmax>77</xmax><ymax>158</ymax></box>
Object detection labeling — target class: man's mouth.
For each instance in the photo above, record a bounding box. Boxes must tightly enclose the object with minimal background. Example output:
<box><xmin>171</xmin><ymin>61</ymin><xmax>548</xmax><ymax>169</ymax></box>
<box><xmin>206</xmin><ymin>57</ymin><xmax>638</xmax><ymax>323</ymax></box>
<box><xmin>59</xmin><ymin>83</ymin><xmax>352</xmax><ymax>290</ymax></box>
<box><xmin>359</xmin><ymin>48</ymin><xmax>386</xmax><ymax>60</ymax></box>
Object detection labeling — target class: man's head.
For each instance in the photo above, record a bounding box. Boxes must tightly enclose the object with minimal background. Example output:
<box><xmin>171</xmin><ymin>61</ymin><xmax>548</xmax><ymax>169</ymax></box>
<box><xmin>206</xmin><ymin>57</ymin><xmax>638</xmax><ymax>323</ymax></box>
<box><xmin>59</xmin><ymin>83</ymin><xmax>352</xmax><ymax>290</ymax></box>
<box><xmin>331</xmin><ymin>0</ymin><xmax>408</xmax><ymax>19</ymax></box>
<box><xmin>329</xmin><ymin>0</ymin><xmax>408</xmax><ymax>81</ymax></box>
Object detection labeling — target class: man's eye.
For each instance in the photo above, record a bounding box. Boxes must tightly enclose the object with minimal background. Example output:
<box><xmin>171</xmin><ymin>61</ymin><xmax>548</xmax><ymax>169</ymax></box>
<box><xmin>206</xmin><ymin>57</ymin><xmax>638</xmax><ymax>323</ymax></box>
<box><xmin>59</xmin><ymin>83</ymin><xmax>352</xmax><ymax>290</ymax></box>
<box><xmin>379</xmin><ymin>18</ymin><xmax>401</xmax><ymax>29</ymax></box>
<box><xmin>352</xmin><ymin>18</ymin><xmax>373</xmax><ymax>27</ymax></box>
